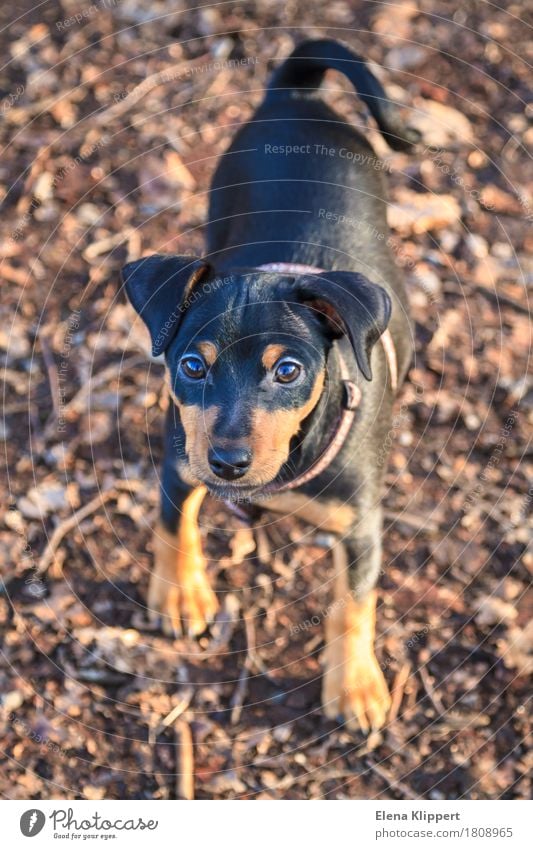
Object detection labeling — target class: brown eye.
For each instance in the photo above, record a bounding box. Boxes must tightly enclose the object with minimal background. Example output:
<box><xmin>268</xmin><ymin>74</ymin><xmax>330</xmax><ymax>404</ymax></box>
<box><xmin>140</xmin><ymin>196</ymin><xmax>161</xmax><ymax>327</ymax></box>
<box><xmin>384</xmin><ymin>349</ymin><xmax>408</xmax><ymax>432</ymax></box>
<box><xmin>274</xmin><ymin>360</ymin><xmax>302</xmax><ymax>384</ymax></box>
<box><xmin>180</xmin><ymin>355</ymin><xmax>206</xmax><ymax>380</ymax></box>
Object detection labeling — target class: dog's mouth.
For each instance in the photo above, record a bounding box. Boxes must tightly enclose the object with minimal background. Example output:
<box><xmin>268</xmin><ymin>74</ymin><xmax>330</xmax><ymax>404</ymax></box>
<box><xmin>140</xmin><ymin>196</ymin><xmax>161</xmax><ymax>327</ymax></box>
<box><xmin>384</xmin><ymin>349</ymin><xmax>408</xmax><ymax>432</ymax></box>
<box><xmin>202</xmin><ymin>478</ymin><xmax>272</xmax><ymax>502</ymax></box>
<box><xmin>186</xmin><ymin>455</ymin><xmax>289</xmax><ymax>501</ymax></box>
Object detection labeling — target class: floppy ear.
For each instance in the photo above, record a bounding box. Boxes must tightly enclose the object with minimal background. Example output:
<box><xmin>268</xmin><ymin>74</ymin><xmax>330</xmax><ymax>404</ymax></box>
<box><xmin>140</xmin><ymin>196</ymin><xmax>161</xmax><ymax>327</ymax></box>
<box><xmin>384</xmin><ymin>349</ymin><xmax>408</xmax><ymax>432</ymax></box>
<box><xmin>121</xmin><ymin>254</ymin><xmax>209</xmax><ymax>356</ymax></box>
<box><xmin>295</xmin><ymin>271</ymin><xmax>392</xmax><ymax>380</ymax></box>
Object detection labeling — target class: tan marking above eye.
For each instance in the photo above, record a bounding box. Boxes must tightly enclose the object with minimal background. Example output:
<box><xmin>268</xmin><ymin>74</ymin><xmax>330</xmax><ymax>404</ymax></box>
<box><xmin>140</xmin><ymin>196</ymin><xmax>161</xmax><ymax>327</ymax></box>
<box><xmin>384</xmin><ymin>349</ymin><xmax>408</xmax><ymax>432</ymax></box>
<box><xmin>197</xmin><ymin>341</ymin><xmax>218</xmax><ymax>366</ymax></box>
<box><xmin>261</xmin><ymin>344</ymin><xmax>286</xmax><ymax>370</ymax></box>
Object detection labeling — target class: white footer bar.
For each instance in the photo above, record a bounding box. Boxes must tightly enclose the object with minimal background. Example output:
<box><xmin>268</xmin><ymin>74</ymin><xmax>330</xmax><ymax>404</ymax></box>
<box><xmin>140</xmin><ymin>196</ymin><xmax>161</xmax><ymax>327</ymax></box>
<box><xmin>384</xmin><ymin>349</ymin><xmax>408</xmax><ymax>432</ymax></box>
<box><xmin>3</xmin><ymin>799</ymin><xmax>532</xmax><ymax>848</ymax></box>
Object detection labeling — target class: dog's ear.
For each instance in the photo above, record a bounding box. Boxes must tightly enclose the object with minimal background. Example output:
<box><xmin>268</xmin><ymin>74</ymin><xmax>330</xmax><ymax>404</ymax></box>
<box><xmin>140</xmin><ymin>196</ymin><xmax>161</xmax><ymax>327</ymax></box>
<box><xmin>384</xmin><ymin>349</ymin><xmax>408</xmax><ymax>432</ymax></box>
<box><xmin>121</xmin><ymin>254</ymin><xmax>209</xmax><ymax>356</ymax></box>
<box><xmin>295</xmin><ymin>271</ymin><xmax>392</xmax><ymax>380</ymax></box>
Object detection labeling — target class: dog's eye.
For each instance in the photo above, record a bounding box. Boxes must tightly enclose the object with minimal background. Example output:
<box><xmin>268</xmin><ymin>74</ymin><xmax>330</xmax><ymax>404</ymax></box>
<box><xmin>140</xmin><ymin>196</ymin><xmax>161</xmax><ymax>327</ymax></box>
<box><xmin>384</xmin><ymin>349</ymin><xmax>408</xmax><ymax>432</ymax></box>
<box><xmin>274</xmin><ymin>360</ymin><xmax>302</xmax><ymax>384</ymax></box>
<box><xmin>180</xmin><ymin>355</ymin><xmax>206</xmax><ymax>380</ymax></box>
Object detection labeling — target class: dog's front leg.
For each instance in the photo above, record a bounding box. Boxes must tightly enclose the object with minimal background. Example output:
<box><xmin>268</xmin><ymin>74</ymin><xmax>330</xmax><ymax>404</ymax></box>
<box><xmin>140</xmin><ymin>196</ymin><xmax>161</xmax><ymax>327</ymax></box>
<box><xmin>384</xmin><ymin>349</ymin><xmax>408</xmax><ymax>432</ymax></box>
<box><xmin>150</xmin><ymin>478</ymin><xmax>218</xmax><ymax>637</ymax></box>
<box><xmin>322</xmin><ymin>510</ymin><xmax>390</xmax><ymax>732</ymax></box>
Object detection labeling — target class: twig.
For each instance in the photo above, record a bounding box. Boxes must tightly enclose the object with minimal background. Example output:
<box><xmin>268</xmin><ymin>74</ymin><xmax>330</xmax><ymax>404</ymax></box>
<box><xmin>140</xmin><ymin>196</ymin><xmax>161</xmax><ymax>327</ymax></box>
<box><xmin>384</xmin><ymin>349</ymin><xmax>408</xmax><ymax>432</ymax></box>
<box><xmin>418</xmin><ymin>664</ymin><xmax>447</xmax><ymax>716</ymax></box>
<box><xmin>2</xmin><ymin>401</ymin><xmax>34</xmax><ymax>414</ymax></box>
<box><xmin>175</xmin><ymin>718</ymin><xmax>195</xmax><ymax>800</ymax></box>
<box><xmin>230</xmin><ymin>609</ymin><xmax>255</xmax><ymax>725</ymax></box>
<box><xmin>82</xmin><ymin>228</ymin><xmax>134</xmax><ymax>262</ymax></box>
<box><xmin>62</xmin><ymin>354</ymin><xmax>145</xmax><ymax>416</ymax></box>
<box><xmin>254</xmin><ymin>524</ymin><xmax>271</xmax><ymax>565</ymax></box>
<box><xmin>39</xmin><ymin>329</ymin><xmax>60</xmax><ymax>428</ymax></box>
<box><xmin>37</xmin><ymin>489</ymin><xmax>116</xmax><ymax>574</ymax></box>
<box><xmin>230</xmin><ymin>666</ymin><xmax>250</xmax><ymax>726</ymax></box>
<box><xmin>384</xmin><ymin>509</ymin><xmax>440</xmax><ymax>535</ymax></box>
<box><xmin>0</xmin><ymin>262</ymin><xmax>28</xmax><ymax>285</ymax></box>
<box><xmin>200</xmin><ymin>593</ymin><xmax>240</xmax><ymax>655</ymax></box>
<box><xmin>388</xmin><ymin>661</ymin><xmax>412</xmax><ymax>724</ymax></box>
<box><xmin>474</xmin><ymin>285</ymin><xmax>531</xmax><ymax>317</ymax></box>
<box><xmin>161</xmin><ymin>687</ymin><xmax>194</xmax><ymax>730</ymax></box>
<box><xmin>5</xmin><ymin>92</ymin><xmax>74</xmax><ymax>125</ymax></box>
<box><xmin>273</xmin><ymin>759</ymin><xmax>419</xmax><ymax>799</ymax></box>
<box><xmin>365</xmin><ymin>757</ymin><xmax>421</xmax><ymax>800</ymax></box>
<box><xmin>229</xmin><ymin>602</ymin><xmax>285</xmax><ymax>721</ymax></box>
<box><xmin>93</xmin><ymin>51</ymin><xmax>219</xmax><ymax>126</ymax></box>
<box><xmin>149</xmin><ymin>687</ymin><xmax>194</xmax><ymax>744</ymax></box>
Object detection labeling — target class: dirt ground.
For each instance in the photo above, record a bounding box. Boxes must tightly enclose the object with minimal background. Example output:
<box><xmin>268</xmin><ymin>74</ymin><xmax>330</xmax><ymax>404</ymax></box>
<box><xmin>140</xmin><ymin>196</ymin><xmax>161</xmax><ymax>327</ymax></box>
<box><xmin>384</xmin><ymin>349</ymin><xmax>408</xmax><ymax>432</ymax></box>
<box><xmin>0</xmin><ymin>0</ymin><xmax>531</xmax><ymax>800</ymax></box>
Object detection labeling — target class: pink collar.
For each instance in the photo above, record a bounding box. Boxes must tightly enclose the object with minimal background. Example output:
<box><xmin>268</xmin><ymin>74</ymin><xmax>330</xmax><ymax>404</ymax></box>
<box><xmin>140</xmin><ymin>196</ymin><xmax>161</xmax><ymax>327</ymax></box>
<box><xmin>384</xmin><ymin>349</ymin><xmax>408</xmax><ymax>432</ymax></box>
<box><xmin>226</xmin><ymin>262</ymin><xmax>398</xmax><ymax>510</ymax></box>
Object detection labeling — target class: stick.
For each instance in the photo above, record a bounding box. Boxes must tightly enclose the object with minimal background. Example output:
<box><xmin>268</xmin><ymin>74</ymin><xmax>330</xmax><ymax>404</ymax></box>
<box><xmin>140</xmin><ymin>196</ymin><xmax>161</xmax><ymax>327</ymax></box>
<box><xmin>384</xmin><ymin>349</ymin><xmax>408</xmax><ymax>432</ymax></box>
<box><xmin>388</xmin><ymin>661</ymin><xmax>412</xmax><ymax>723</ymax></box>
<box><xmin>161</xmin><ymin>687</ymin><xmax>194</xmax><ymax>730</ymax></box>
<box><xmin>1</xmin><ymin>262</ymin><xmax>29</xmax><ymax>285</ymax></box>
<box><xmin>37</xmin><ymin>489</ymin><xmax>116</xmax><ymax>574</ymax></box>
<box><xmin>39</xmin><ymin>329</ymin><xmax>61</xmax><ymax>427</ymax></box>
<box><xmin>93</xmin><ymin>51</ymin><xmax>221</xmax><ymax>126</ymax></box>
<box><xmin>62</xmin><ymin>354</ymin><xmax>145</xmax><ymax>416</ymax></box>
<box><xmin>274</xmin><ymin>761</ymin><xmax>419</xmax><ymax>799</ymax></box>
<box><xmin>418</xmin><ymin>664</ymin><xmax>447</xmax><ymax>716</ymax></box>
<box><xmin>230</xmin><ymin>610</ymin><xmax>255</xmax><ymax>725</ymax></box>
<box><xmin>474</xmin><ymin>285</ymin><xmax>531</xmax><ymax>317</ymax></box>
<box><xmin>175</xmin><ymin>719</ymin><xmax>195</xmax><ymax>800</ymax></box>
<box><xmin>384</xmin><ymin>509</ymin><xmax>440</xmax><ymax>535</ymax></box>
<box><xmin>82</xmin><ymin>228</ymin><xmax>134</xmax><ymax>262</ymax></box>
<box><xmin>365</xmin><ymin>758</ymin><xmax>420</xmax><ymax>800</ymax></box>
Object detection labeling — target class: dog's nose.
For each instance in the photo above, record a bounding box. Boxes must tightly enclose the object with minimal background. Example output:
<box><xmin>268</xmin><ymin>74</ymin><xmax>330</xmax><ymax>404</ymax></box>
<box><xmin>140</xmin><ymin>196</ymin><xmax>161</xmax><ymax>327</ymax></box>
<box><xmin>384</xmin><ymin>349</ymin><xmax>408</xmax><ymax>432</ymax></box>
<box><xmin>208</xmin><ymin>447</ymin><xmax>252</xmax><ymax>480</ymax></box>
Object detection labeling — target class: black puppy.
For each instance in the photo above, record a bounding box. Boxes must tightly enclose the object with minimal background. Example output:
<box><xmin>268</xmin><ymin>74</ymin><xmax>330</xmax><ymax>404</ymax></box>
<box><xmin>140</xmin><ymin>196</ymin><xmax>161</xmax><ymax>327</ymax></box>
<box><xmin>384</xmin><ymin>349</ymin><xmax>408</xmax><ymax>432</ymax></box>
<box><xmin>123</xmin><ymin>40</ymin><xmax>417</xmax><ymax>731</ymax></box>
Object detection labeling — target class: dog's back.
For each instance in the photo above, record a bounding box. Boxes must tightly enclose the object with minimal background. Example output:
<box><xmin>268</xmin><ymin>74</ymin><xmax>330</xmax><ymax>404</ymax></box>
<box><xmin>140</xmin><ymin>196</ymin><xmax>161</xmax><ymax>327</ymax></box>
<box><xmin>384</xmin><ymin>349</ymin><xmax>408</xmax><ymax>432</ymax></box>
<box><xmin>208</xmin><ymin>38</ymin><xmax>416</xmax><ymax>377</ymax></box>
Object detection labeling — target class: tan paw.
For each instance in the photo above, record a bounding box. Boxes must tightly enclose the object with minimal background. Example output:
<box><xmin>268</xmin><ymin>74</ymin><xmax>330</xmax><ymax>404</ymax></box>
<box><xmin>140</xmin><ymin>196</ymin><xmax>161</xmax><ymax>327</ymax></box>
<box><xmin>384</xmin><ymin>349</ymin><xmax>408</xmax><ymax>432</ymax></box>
<box><xmin>148</xmin><ymin>555</ymin><xmax>219</xmax><ymax>637</ymax></box>
<box><xmin>322</xmin><ymin>646</ymin><xmax>391</xmax><ymax>733</ymax></box>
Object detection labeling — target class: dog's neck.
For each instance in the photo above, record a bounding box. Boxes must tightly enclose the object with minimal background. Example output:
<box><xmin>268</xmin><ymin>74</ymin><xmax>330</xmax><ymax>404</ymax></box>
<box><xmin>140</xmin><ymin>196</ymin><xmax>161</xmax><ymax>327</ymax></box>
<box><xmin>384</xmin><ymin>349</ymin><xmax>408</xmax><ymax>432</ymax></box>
<box><xmin>233</xmin><ymin>262</ymin><xmax>361</xmax><ymax>494</ymax></box>
<box><xmin>298</xmin><ymin>343</ymin><xmax>345</xmax><ymax>461</ymax></box>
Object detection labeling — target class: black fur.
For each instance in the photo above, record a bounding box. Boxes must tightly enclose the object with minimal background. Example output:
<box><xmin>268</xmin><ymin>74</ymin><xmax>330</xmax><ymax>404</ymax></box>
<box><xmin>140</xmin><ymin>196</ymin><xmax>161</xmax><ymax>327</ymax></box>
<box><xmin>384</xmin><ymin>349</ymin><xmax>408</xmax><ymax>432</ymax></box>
<box><xmin>265</xmin><ymin>38</ymin><xmax>421</xmax><ymax>150</ymax></box>
<box><xmin>123</xmin><ymin>38</ymin><xmax>416</xmax><ymax>599</ymax></box>
<box><xmin>123</xmin><ymin>255</ymin><xmax>208</xmax><ymax>356</ymax></box>
<box><xmin>294</xmin><ymin>270</ymin><xmax>392</xmax><ymax>380</ymax></box>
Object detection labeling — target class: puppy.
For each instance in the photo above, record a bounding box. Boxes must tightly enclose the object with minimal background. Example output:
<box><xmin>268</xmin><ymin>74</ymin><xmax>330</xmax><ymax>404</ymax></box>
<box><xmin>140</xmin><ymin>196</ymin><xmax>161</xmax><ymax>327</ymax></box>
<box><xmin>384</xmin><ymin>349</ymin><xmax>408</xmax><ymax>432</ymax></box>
<box><xmin>123</xmin><ymin>40</ymin><xmax>418</xmax><ymax>731</ymax></box>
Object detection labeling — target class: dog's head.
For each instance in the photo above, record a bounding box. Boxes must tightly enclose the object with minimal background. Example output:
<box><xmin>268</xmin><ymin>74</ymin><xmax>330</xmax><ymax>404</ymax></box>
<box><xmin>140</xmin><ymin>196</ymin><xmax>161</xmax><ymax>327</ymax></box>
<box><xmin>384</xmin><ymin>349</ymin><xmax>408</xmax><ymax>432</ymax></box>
<box><xmin>122</xmin><ymin>255</ymin><xmax>391</xmax><ymax>497</ymax></box>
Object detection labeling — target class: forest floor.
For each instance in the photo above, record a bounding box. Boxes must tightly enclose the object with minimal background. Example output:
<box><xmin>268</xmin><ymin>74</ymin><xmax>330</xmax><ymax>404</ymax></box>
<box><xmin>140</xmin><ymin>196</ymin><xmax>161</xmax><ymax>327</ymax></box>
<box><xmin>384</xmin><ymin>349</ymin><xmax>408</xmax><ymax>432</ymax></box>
<box><xmin>0</xmin><ymin>0</ymin><xmax>531</xmax><ymax>799</ymax></box>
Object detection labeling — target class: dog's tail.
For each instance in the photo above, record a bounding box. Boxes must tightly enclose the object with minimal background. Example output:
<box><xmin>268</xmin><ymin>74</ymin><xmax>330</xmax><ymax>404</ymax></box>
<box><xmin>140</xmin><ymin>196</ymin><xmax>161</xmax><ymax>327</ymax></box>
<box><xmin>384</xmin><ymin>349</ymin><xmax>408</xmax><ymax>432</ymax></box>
<box><xmin>265</xmin><ymin>39</ymin><xmax>420</xmax><ymax>151</ymax></box>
